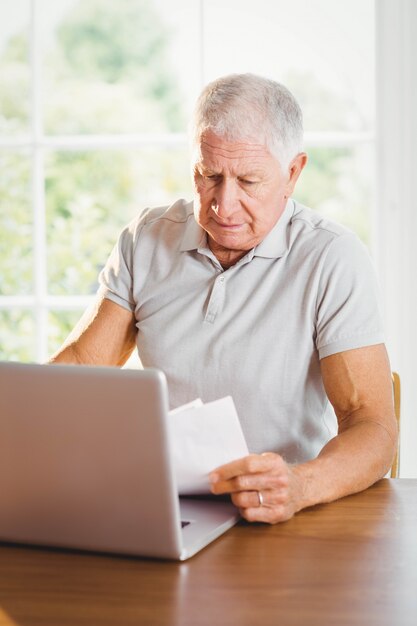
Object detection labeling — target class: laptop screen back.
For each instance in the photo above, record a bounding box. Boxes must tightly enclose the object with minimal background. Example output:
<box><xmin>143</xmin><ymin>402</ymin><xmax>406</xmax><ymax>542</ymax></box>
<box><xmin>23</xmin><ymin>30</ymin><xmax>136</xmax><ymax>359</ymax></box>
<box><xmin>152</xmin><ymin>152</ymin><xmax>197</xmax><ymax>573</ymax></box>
<box><xmin>0</xmin><ymin>363</ymin><xmax>183</xmax><ymax>558</ymax></box>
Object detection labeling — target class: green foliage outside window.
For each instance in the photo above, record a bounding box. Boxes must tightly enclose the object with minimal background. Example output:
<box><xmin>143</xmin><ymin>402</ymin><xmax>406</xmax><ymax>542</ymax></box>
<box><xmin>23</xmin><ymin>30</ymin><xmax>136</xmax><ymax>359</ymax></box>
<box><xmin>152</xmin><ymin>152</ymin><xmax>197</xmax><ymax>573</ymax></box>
<box><xmin>0</xmin><ymin>153</ymin><xmax>32</xmax><ymax>295</ymax></box>
<box><xmin>46</xmin><ymin>0</ymin><xmax>184</xmax><ymax>135</ymax></box>
<box><xmin>0</xmin><ymin>310</ymin><xmax>36</xmax><ymax>362</ymax></box>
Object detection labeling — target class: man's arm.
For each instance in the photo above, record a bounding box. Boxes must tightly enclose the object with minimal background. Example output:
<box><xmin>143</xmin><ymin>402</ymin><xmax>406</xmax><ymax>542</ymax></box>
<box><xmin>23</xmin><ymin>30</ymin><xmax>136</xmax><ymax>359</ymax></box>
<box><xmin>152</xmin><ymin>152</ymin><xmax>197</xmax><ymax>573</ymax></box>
<box><xmin>209</xmin><ymin>344</ymin><xmax>398</xmax><ymax>523</ymax></box>
<box><xmin>49</xmin><ymin>297</ymin><xmax>137</xmax><ymax>367</ymax></box>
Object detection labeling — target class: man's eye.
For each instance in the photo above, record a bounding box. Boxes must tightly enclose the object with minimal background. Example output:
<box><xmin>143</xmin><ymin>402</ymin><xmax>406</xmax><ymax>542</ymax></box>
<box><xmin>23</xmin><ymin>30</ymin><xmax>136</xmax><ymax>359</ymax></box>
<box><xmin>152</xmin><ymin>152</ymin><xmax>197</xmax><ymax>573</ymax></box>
<box><xmin>240</xmin><ymin>179</ymin><xmax>255</xmax><ymax>185</ymax></box>
<box><xmin>206</xmin><ymin>174</ymin><xmax>219</xmax><ymax>180</ymax></box>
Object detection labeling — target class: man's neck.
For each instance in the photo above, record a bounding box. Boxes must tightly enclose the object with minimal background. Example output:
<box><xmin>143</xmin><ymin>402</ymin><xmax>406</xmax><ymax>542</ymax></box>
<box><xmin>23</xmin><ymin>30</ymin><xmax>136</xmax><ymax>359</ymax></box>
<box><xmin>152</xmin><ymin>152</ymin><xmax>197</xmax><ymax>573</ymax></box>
<box><xmin>208</xmin><ymin>238</ymin><xmax>249</xmax><ymax>269</ymax></box>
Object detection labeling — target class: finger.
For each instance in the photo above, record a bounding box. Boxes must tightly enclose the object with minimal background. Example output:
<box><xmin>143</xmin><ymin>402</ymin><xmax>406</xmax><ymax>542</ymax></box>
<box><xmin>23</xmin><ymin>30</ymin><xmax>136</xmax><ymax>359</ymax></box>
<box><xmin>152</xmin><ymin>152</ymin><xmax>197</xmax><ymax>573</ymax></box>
<box><xmin>212</xmin><ymin>471</ymin><xmax>289</xmax><ymax>495</ymax></box>
<box><xmin>209</xmin><ymin>452</ymin><xmax>282</xmax><ymax>484</ymax></box>
<box><xmin>240</xmin><ymin>504</ymin><xmax>295</xmax><ymax>524</ymax></box>
<box><xmin>239</xmin><ymin>505</ymin><xmax>280</xmax><ymax>524</ymax></box>
<box><xmin>231</xmin><ymin>485</ymin><xmax>291</xmax><ymax>509</ymax></box>
<box><xmin>231</xmin><ymin>490</ymin><xmax>265</xmax><ymax>509</ymax></box>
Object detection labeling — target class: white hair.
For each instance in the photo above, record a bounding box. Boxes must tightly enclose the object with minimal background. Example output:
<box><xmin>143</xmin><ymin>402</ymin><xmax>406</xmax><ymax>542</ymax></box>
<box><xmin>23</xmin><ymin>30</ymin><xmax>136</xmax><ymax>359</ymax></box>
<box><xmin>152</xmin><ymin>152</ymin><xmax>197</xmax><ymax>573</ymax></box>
<box><xmin>190</xmin><ymin>73</ymin><xmax>304</xmax><ymax>170</ymax></box>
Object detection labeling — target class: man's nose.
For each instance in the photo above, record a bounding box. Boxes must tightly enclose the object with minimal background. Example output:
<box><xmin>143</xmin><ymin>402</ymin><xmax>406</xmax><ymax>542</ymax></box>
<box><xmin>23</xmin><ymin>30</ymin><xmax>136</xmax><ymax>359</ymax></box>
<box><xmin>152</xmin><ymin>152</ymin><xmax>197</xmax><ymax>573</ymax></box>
<box><xmin>211</xmin><ymin>180</ymin><xmax>239</xmax><ymax>218</ymax></box>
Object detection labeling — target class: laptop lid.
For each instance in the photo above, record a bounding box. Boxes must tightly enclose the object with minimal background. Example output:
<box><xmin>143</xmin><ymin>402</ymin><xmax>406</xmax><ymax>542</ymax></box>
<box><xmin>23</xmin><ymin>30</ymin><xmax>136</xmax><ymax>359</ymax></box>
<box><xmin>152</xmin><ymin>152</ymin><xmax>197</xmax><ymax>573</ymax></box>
<box><xmin>0</xmin><ymin>362</ymin><xmax>188</xmax><ymax>559</ymax></box>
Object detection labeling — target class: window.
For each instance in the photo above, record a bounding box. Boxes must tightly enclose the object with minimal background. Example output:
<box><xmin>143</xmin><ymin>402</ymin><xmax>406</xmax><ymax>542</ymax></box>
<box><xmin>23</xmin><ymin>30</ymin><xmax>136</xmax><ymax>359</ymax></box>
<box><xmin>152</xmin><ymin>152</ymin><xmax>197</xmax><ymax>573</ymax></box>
<box><xmin>0</xmin><ymin>0</ymin><xmax>375</xmax><ymax>363</ymax></box>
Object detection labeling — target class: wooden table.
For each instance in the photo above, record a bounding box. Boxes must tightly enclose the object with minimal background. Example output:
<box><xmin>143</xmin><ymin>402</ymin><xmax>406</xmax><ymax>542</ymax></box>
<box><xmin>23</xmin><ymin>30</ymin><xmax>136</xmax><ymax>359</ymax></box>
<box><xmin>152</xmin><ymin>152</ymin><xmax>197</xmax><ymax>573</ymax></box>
<box><xmin>0</xmin><ymin>478</ymin><xmax>416</xmax><ymax>626</ymax></box>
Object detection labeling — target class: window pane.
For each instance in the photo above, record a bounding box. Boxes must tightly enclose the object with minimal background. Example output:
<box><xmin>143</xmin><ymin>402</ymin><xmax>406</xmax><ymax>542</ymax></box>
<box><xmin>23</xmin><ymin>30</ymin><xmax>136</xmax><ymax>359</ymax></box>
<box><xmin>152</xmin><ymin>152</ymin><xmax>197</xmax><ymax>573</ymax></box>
<box><xmin>40</xmin><ymin>0</ymin><xmax>200</xmax><ymax>135</ymax></box>
<box><xmin>0</xmin><ymin>152</ymin><xmax>32</xmax><ymax>295</ymax></box>
<box><xmin>203</xmin><ymin>0</ymin><xmax>375</xmax><ymax>133</ymax></box>
<box><xmin>294</xmin><ymin>144</ymin><xmax>373</xmax><ymax>245</ymax></box>
<box><xmin>0</xmin><ymin>309</ymin><xmax>35</xmax><ymax>361</ymax></box>
<box><xmin>0</xmin><ymin>0</ymin><xmax>30</xmax><ymax>136</ymax></box>
<box><xmin>45</xmin><ymin>147</ymin><xmax>192</xmax><ymax>295</ymax></box>
<box><xmin>48</xmin><ymin>309</ymin><xmax>83</xmax><ymax>355</ymax></box>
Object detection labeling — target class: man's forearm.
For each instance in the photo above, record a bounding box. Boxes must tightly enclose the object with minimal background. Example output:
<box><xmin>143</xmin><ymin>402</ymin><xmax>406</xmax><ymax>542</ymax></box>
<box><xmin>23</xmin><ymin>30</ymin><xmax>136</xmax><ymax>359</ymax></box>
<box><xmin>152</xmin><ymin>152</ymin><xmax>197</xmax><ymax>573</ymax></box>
<box><xmin>48</xmin><ymin>298</ymin><xmax>136</xmax><ymax>366</ymax></box>
<box><xmin>49</xmin><ymin>343</ymin><xmax>84</xmax><ymax>365</ymax></box>
<box><xmin>292</xmin><ymin>418</ymin><xmax>398</xmax><ymax>512</ymax></box>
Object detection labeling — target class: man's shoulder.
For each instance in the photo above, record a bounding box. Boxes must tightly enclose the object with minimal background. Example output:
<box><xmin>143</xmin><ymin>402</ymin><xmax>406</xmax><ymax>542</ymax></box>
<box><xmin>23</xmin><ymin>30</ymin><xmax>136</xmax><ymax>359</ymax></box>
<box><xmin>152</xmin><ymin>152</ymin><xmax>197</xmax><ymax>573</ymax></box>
<box><xmin>119</xmin><ymin>199</ymin><xmax>195</xmax><ymax>255</ymax></box>
<box><xmin>291</xmin><ymin>200</ymin><xmax>353</xmax><ymax>241</ymax></box>
<box><xmin>287</xmin><ymin>200</ymin><xmax>370</xmax><ymax>270</ymax></box>
<box><xmin>132</xmin><ymin>198</ymin><xmax>194</xmax><ymax>232</ymax></box>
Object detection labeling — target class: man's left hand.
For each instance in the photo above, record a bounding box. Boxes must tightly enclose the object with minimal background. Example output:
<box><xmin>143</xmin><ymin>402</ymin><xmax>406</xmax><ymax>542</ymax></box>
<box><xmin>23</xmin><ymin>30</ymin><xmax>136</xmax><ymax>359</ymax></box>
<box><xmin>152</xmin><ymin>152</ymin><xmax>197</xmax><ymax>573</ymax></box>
<box><xmin>209</xmin><ymin>452</ymin><xmax>304</xmax><ymax>524</ymax></box>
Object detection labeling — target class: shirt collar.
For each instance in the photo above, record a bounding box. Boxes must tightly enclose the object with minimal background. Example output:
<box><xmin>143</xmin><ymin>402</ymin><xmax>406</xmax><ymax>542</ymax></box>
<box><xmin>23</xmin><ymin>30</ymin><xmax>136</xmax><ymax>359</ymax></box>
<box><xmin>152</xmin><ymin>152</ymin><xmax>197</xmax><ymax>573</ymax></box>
<box><xmin>253</xmin><ymin>199</ymin><xmax>294</xmax><ymax>259</ymax></box>
<box><xmin>180</xmin><ymin>199</ymin><xmax>295</xmax><ymax>258</ymax></box>
<box><xmin>180</xmin><ymin>212</ymin><xmax>206</xmax><ymax>251</ymax></box>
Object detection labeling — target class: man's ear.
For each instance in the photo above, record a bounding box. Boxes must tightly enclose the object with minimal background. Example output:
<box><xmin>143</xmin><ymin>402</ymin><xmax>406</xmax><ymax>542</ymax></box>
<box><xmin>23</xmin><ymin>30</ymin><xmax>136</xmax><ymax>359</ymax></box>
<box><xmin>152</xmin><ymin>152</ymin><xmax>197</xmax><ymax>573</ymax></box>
<box><xmin>285</xmin><ymin>152</ymin><xmax>308</xmax><ymax>195</ymax></box>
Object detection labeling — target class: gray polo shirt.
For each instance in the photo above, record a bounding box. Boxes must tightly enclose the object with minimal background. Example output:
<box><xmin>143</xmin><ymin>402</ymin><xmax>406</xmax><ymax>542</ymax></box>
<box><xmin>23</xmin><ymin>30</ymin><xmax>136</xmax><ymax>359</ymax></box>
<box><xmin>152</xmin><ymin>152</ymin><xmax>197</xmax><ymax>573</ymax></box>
<box><xmin>98</xmin><ymin>198</ymin><xmax>384</xmax><ymax>463</ymax></box>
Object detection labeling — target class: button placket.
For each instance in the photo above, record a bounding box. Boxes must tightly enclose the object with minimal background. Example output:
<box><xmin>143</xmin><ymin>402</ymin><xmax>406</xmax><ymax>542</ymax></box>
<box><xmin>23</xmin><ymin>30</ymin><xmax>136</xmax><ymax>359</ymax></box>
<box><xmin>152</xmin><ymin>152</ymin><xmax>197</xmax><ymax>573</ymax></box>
<box><xmin>204</xmin><ymin>274</ymin><xmax>226</xmax><ymax>323</ymax></box>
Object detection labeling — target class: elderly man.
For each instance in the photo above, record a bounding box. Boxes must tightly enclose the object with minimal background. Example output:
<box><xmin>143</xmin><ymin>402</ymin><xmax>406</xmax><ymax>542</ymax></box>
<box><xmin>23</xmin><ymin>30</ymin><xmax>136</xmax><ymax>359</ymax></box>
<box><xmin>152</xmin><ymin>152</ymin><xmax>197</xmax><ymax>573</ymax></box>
<box><xmin>51</xmin><ymin>73</ymin><xmax>397</xmax><ymax>524</ymax></box>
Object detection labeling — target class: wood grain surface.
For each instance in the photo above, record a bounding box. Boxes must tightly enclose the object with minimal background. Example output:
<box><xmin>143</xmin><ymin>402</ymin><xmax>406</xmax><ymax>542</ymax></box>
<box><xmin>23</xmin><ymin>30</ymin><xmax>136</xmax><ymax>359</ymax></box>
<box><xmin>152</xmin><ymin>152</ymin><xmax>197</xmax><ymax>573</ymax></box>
<box><xmin>0</xmin><ymin>478</ymin><xmax>416</xmax><ymax>626</ymax></box>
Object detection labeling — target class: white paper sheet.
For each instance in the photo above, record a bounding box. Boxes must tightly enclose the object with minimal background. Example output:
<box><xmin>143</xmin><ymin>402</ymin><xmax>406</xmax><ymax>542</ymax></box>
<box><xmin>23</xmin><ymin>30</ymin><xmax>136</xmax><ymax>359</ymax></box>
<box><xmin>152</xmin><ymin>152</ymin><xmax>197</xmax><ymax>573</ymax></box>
<box><xmin>169</xmin><ymin>396</ymin><xmax>249</xmax><ymax>495</ymax></box>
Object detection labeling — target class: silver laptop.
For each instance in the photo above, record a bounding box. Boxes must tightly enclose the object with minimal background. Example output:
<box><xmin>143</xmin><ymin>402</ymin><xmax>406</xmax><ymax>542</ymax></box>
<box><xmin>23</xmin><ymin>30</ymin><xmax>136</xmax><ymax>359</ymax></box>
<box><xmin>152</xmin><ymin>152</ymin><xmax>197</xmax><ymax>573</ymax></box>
<box><xmin>0</xmin><ymin>362</ymin><xmax>239</xmax><ymax>560</ymax></box>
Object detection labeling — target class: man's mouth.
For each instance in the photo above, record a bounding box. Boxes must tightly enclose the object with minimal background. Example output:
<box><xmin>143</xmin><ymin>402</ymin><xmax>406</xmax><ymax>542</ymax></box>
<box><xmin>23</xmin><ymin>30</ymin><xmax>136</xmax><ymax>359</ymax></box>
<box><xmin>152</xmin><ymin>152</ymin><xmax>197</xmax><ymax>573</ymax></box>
<box><xmin>213</xmin><ymin>220</ymin><xmax>245</xmax><ymax>230</ymax></box>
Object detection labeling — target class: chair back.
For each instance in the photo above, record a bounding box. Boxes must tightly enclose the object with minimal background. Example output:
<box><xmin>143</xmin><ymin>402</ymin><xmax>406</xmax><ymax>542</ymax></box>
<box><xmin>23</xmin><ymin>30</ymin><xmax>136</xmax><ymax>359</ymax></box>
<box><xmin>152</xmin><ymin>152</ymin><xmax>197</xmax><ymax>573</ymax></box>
<box><xmin>391</xmin><ymin>372</ymin><xmax>401</xmax><ymax>478</ymax></box>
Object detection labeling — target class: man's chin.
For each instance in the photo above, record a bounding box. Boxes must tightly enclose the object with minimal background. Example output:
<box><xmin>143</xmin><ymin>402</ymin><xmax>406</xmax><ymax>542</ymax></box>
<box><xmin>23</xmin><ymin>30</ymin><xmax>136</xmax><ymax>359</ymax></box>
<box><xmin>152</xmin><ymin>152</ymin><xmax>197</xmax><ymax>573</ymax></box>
<box><xmin>208</xmin><ymin>232</ymin><xmax>254</xmax><ymax>254</ymax></box>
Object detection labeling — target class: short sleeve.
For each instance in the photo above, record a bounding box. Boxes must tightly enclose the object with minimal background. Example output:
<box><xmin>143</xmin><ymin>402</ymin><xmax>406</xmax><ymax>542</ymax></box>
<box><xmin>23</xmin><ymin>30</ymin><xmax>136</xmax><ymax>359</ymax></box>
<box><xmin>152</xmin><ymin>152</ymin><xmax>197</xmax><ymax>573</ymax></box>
<box><xmin>97</xmin><ymin>223</ymin><xmax>136</xmax><ymax>312</ymax></box>
<box><xmin>316</xmin><ymin>233</ymin><xmax>384</xmax><ymax>359</ymax></box>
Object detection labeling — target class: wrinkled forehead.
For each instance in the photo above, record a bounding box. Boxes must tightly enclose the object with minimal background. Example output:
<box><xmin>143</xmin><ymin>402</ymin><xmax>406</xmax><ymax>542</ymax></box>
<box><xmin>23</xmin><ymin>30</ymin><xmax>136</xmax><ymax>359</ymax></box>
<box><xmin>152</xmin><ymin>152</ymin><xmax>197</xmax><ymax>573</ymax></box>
<box><xmin>193</xmin><ymin>130</ymin><xmax>276</xmax><ymax>167</ymax></box>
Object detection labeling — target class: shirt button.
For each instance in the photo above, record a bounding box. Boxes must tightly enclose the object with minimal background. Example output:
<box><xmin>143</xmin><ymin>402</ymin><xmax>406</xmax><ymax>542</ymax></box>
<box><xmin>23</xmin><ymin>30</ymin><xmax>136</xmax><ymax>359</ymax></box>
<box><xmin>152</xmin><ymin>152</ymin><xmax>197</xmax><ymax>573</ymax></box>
<box><xmin>219</xmin><ymin>276</ymin><xmax>225</xmax><ymax>283</ymax></box>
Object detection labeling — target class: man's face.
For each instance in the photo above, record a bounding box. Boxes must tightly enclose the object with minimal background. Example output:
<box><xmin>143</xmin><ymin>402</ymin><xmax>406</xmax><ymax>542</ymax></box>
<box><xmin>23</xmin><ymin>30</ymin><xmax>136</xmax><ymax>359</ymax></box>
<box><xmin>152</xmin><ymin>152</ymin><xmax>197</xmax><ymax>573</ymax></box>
<box><xmin>192</xmin><ymin>131</ymin><xmax>305</xmax><ymax>266</ymax></box>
